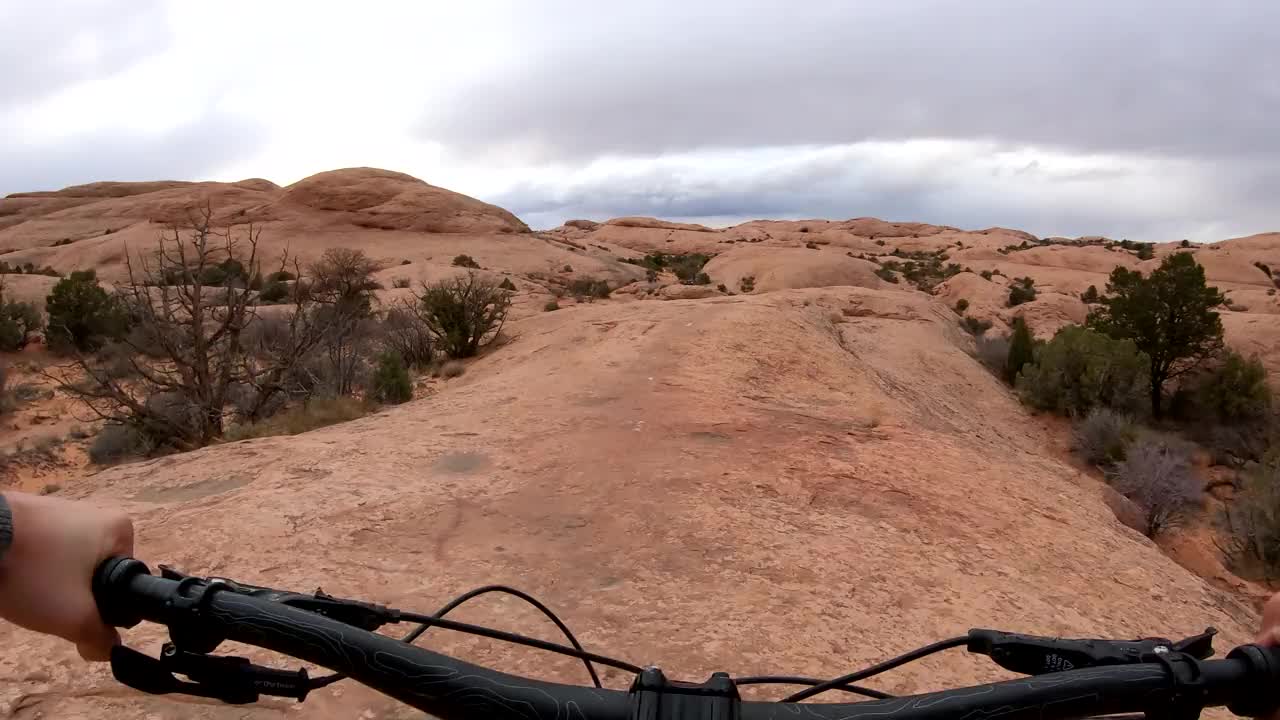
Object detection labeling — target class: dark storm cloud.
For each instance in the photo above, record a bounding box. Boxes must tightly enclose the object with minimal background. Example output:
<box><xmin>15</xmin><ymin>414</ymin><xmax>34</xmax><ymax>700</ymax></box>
<box><xmin>0</xmin><ymin>112</ymin><xmax>270</xmax><ymax>195</ymax></box>
<box><xmin>419</xmin><ymin>0</ymin><xmax>1280</xmax><ymax>162</ymax></box>
<box><xmin>0</xmin><ymin>1</ymin><xmax>168</xmax><ymax>112</ymax></box>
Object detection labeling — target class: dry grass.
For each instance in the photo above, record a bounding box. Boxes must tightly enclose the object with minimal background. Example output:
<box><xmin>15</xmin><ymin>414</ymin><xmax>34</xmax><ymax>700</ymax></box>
<box><xmin>225</xmin><ymin>397</ymin><xmax>374</xmax><ymax>441</ymax></box>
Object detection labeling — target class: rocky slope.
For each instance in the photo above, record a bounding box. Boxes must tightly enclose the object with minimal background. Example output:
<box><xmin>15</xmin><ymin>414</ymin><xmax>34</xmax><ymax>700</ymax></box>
<box><xmin>0</xmin><ymin>170</ymin><xmax>1277</xmax><ymax>718</ymax></box>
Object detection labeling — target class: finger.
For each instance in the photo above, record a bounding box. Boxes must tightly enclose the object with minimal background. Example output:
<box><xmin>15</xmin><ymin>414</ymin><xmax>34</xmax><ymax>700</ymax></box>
<box><xmin>75</xmin><ymin>625</ymin><xmax>119</xmax><ymax>662</ymax></box>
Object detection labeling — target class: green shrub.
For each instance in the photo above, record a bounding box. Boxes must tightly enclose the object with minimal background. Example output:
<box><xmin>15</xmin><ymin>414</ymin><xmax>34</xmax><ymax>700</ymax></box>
<box><xmin>45</xmin><ymin>270</ymin><xmax>129</xmax><ymax>352</ymax></box>
<box><xmin>1007</xmin><ymin>277</ymin><xmax>1037</xmax><ymax>307</ymax></box>
<box><xmin>1220</xmin><ymin>451</ymin><xmax>1280</xmax><ymax>580</ymax></box>
<box><xmin>1180</xmin><ymin>239</ymin><xmax>1192</xmax><ymax>248</ymax></box>
<box><xmin>1004</xmin><ymin>317</ymin><xmax>1036</xmax><ymax>384</ymax></box>
<box><xmin>267</xmin><ymin>270</ymin><xmax>295</xmax><ymax>282</ymax></box>
<box><xmin>953</xmin><ymin>298</ymin><xmax>969</xmax><ymax>314</ymax></box>
<box><xmin>452</xmin><ymin>254</ymin><xmax>481</xmax><ymax>269</ymax></box>
<box><xmin>739</xmin><ymin>275</ymin><xmax>756</xmax><ymax>293</ymax></box>
<box><xmin>671</xmin><ymin>254</ymin><xmax>711</xmax><ymax>285</ymax></box>
<box><xmin>370</xmin><ymin>351</ymin><xmax>413</xmax><ymax>404</ymax></box>
<box><xmin>1135</xmin><ymin>243</ymin><xmax>1155</xmax><ymax>260</ymax></box>
<box><xmin>961</xmin><ymin>316</ymin><xmax>993</xmax><ymax>336</ymax></box>
<box><xmin>1073</xmin><ymin>408</ymin><xmax>1138</xmax><ymax>466</ymax></box>
<box><xmin>416</xmin><ymin>272</ymin><xmax>511</xmax><ymax>359</ymax></box>
<box><xmin>1015</xmin><ymin>325</ymin><xmax>1149</xmax><ymax>416</ymax></box>
<box><xmin>258</xmin><ymin>281</ymin><xmax>290</xmax><ymax>303</ymax></box>
<box><xmin>1184</xmin><ymin>350</ymin><xmax>1271</xmax><ymax>424</ymax></box>
<box><xmin>0</xmin><ymin>289</ymin><xmax>43</xmax><ymax>351</ymax></box>
<box><xmin>980</xmin><ymin>270</ymin><xmax>994</xmax><ymax>280</ymax></box>
<box><xmin>544</xmin><ymin>300</ymin><xmax>560</xmax><ymax>312</ymax></box>
<box><xmin>875</xmin><ymin>239</ymin><xmax>886</xmax><ymax>246</ymax></box>
<box><xmin>875</xmin><ymin>266</ymin><xmax>898</xmax><ymax>284</ymax></box>
<box><xmin>498</xmin><ymin>277</ymin><xmax>517</xmax><ymax>291</ymax></box>
<box><xmin>1081</xmin><ymin>285</ymin><xmax>1100</xmax><ymax>304</ymax></box>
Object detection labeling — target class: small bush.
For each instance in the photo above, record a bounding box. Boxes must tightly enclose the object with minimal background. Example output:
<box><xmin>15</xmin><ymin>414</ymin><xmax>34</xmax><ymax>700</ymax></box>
<box><xmin>961</xmin><ymin>316</ymin><xmax>993</xmax><ymax>336</ymax></box>
<box><xmin>953</xmin><ymin>299</ymin><xmax>969</xmax><ymax>314</ymax></box>
<box><xmin>1081</xmin><ymin>285</ymin><xmax>1100</xmax><ymax>304</ymax></box>
<box><xmin>568</xmin><ymin>278</ymin><xmax>611</xmax><ymax>300</ymax></box>
<box><xmin>1220</xmin><ymin>452</ymin><xmax>1280</xmax><ymax>579</ymax></box>
<box><xmin>381</xmin><ymin>306</ymin><xmax>435</xmax><ymax>370</ymax></box>
<box><xmin>544</xmin><ymin>300</ymin><xmax>560</xmax><ymax>312</ymax></box>
<box><xmin>1180</xmin><ymin>239</ymin><xmax>1192</xmax><ymax>248</ymax></box>
<box><xmin>1007</xmin><ymin>277</ymin><xmax>1037</xmax><ymax>307</ymax></box>
<box><xmin>1005</xmin><ymin>317</ymin><xmax>1036</xmax><ymax>384</ymax></box>
<box><xmin>95</xmin><ymin>342</ymin><xmax>137</xmax><ymax>379</ymax></box>
<box><xmin>671</xmin><ymin>254</ymin><xmax>712</xmax><ymax>285</ymax></box>
<box><xmin>980</xmin><ymin>270</ymin><xmax>994</xmax><ymax>280</ymax></box>
<box><xmin>1016</xmin><ymin>325</ymin><xmax>1149</xmax><ymax>416</ymax></box>
<box><xmin>45</xmin><ymin>270</ymin><xmax>129</xmax><ymax>352</ymax></box>
<box><xmin>499</xmin><ymin>277</ymin><xmax>517</xmax><ymax>291</ymax></box>
<box><xmin>562</xmin><ymin>264</ymin><xmax>573</xmax><ymax>273</ymax></box>
<box><xmin>393</xmin><ymin>277</ymin><xmax>411</xmax><ymax>289</ymax></box>
<box><xmin>716</xmin><ymin>283</ymin><xmax>728</xmax><ymax>293</ymax></box>
<box><xmin>400</xmin><ymin>260</ymin><xmax>411</xmax><ymax>266</ymax></box>
<box><xmin>370</xmin><ymin>351</ymin><xmax>413</xmax><ymax>404</ymax></box>
<box><xmin>440</xmin><ymin>360</ymin><xmax>465</xmax><ymax>378</ymax></box>
<box><xmin>1135</xmin><ymin>243</ymin><xmax>1155</xmax><ymax>260</ymax></box>
<box><xmin>1184</xmin><ymin>350</ymin><xmax>1271</xmax><ymax>424</ymax></box>
<box><xmin>225</xmin><ymin>397</ymin><xmax>372</xmax><ymax>440</ymax></box>
<box><xmin>875</xmin><ymin>267</ymin><xmax>898</xmax><ymax>284</ymax></box>
<box><xmin>875</xmin><ymin>239</ymin><xmax>886</xmax><ymax>246</ymax></box>
<box><xmin>452</xmin><ymin>254</ymin><xmax>481</xmax><ymax>269</ymax></box>
<box><xmin>89</xmin><ymin>424</ymin><xmax>153</xmax><ymax>464</ymax></box>
<box><xmin>1107</xmin><ymin>439</ymin><xmax>1200</xmax><ymax>537</ymax></box>
<box><xmin>1073</xmin><ymin>408</ymin><xmax>1138</xmax><ymax>466</ymax></box>
<box><xmin>739</xmin><ymin>275</ymin><xmax>756</xmax><ymax>293</ymax></box>
<box><xmin>267</xmin><ymin>270</ymin><xmax>296</xmax><ymax>282</ymax></box>
<box><xmin>805</xmin><ymin>241</ymin><xmax>819</xmax><ymax>249</ymax></box>
<box><xmin>0</xmin><ymin>295</ymin><xmax>42</xmax><ymax>351</ymax></box>
<box><xmin>417</xmin><ymin>272</ymin><xmax>511</xmax><ymax>359</ymax></box>
<box><xmin>258</xmin><ymin>281</ymin><xmax>290</xmax><ymax>303</ymax></box>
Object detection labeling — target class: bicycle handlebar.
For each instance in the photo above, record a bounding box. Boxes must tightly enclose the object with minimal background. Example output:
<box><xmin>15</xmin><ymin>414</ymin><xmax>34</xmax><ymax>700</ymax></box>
<box><xmin>93</xmin><ymin>557</ymin><xmax>1280</xmax><ymax>720</ymax></box>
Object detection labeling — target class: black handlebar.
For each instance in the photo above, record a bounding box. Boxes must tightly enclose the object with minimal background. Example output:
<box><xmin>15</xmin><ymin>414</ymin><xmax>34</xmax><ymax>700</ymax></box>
<box><xmin>93</xmin><ymin>557</ymin><xmax>1280</xmax><ymax>720</ymax></box>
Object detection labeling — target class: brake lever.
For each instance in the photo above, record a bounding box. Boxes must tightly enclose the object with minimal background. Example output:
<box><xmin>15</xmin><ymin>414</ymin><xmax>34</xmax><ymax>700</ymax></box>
<box><xmin>159</xmin><ymin>565</ymin><xmax>398</xmax><ymax>631</ymax></box>
<box><xmin>967</xmin><ymin>627</ymin><xmax>1218</xmax><ymax>675</ymax></box>
<box><xmin>110</xmin><ymin>644</ymin><xmax>310</xmax><ymax>704</ymax></box>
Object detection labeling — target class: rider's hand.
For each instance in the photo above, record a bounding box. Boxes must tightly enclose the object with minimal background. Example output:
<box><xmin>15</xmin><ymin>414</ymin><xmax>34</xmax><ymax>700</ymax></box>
<box><xmin>1258</xmin><ymin>592</ymin><xmax>1280</xmax><ymax>650</ymax></box>
<box><xmin>0</xmin><ymin>492</ymin><xmax>134</xmax><ymax>661</ymax></box>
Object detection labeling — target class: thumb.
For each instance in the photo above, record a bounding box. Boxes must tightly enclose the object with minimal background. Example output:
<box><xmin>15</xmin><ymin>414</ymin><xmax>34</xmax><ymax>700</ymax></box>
<box><xmin>76</xmin><ymin>625</ymin><xmax>120</xmax><ymax>662</ymax></box>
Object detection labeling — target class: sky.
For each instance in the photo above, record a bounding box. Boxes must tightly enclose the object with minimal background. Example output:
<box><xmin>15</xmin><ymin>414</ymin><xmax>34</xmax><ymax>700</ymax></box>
<box><xmin>3</xmin><ymin>1</ymin><xmax>1279</xmax><ymax>240</ymax></box>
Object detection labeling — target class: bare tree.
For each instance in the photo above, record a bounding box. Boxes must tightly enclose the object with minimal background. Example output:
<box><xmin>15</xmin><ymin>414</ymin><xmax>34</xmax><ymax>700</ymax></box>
<box><xmin>45</xmin><ymin>204</ymin><xmax>327</xmax><ymax>450</ymax></box>
<box><xmin>307</xmin><ymin>248</ymin><xmax>384</xmax><ymax>396</ymax></box>
<box><xmin>416</xmin><ymin>271</ymin><xmax>511</xmax><ymax>358</ymax></box>
<box><xmin>1106</xmin><ymin>440</ymin><xmax>1202</xmax><ymax>537</ymax></box>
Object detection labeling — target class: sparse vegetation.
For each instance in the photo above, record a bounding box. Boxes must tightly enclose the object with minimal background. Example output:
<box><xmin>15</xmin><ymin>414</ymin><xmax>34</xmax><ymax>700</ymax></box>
<box><xmin>1073</xmin><ymin>408</ymin><xmax>1138</xmax><ymax>466</ymax></box>
<box><xmin>961</xmin><ymin>316</ymin><xmax>993</xmax><ymax>336</ymax></box>
<box><xmin>381</xmin><ymin>306</ymin><xmax>435</xmax><ymax>370</ymax></box>
<box><xmin>89</xmin><ymin>424</ymin><xmax>154</xmax><ymax>464</ymax></box>
<box><xmin>258</xmin><ymin>280</ymin><xmax>290</xmax><ymax>303</ymax></box>
<box><xmin>875</xmin><ymin>267</ymin><xmax>898</xmax><ymax>284</ymax></box>
<box><xmin>544</xmin><ymin>300</ymin><xmax>560</xmax><ymax>312</ymax></box>
<box><xmin>1180</xmin><ymin>350</ymin><xmax>1271</xmax><ymax>425</ymax></box>
<box><xmin>980</xmin><ymin>270</ymin><xmax>994</xmax><ymax>280</ymax></box>
<box><xmin>1087</xmin><ymin>252</ymin><xmax>1225</xmax><ymax>418</ymax></box>
<box><xmin>973</xmin><ymin>333</ymin><xmax>1010</xmax><ymax>375</ymax></box>
<box><xmin>805</xmin><ymin>241</ymin><xmax>819</xmax><ymax>249</ymax></box>
<box><xmin>1015</xmin><ymin>325</ymin><xmax>1148</xmax><ymax>416</ymax></box>
<box><xmin>416</xmin><ymin>271</ymin><xmax>511</xmax><ymax>359</ymax></box>
<box><xmin>1081</xmin><ymin>285</ymin><xmax>1100</xmax><ymax>304</ymax></box>
<box><xmin>568</xmin><ymin>277</ymin><xmax>611</xmax><ymax>300</ymax></box>
<box><xmin>1106</xmin><ymin>438</ymin><xmax>1200</xmax><ymax>537</ymax></box>
<box><xmin>1219</xmin><ymin>451</ymin><xmax>1280</xmax><ymax>580</ymax></box>
<box><xmin>739</xmin><ymin>275</ymin><xmax>756</xmax><ymax>293</ymax></box>
<box><xmin>440</xmin><ymin>360</ymin><xmax>466</xmax><ymax>378</ymax></box>
<box><xmin>1004</xmin><ymin>317</ymin><xmax>1035</xmax><ymax>384</ymax></box>
<box><xmin>44</xmin><ymin>270</ymin><xmax>129</xmax><ymax>352</ymax></box>
<box><xmin>370</xmin><ymin>351</ymin><xmax>413</xmax><ymax>404</ymax></box>
<box><xmin>393</xmin><ymin>277</ymin><xmax>411</xmax><ymax>289</ymax></box>
<box><xmin>1007</xmin><ymin>277</ymin><xmax>1037</xmax><ymax>307</ymax></box>
<box><xmin>953</xmin><ymin>299</ymin><xmax>969</xmax><ymax>314</ymax></box>
<box><xmin>499</xmin><ymin>277</ymin><xmax>517</xmax><ymax>291</ymax></box>
<box><xmin>452</xmin><ymin>254</ymin><xmax>481</xmax><ymax>269</ymax></box>
<box><xmin>225</xmin><ymin>397</ymin><xmax>373</xmax><ymax>441</ymax></box>
<box><xmin>1135</xmin><ymin>243</ymin><xmax>1155</xmax><ymax>260</ymax></box>
<box><xmin>0</xmin><ymin>278</ymin><xmax>43</xmax><ymax>351</ymax></box>
<box><xmin>879</xmin><ymin>250</ymin><xmax>962</xmax><ymax>292</ymax></box>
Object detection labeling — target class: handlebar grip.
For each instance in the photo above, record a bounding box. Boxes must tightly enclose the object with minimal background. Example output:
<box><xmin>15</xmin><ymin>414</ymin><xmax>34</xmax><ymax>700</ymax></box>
<box><xmin>93</xmin><ymin>556</ymin><xmax>152</xmax><ymax>628</ymax></box>
<box><xmin>1227</xmin><ymin>643</ymin><xmax>1280</xmax><ymax>717</ymax></box>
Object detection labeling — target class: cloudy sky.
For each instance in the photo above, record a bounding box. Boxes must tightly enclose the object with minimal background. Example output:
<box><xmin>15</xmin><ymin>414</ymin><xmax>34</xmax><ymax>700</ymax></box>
<box><xmin>4</xmin><ymin>1</ymin><xmax>1278</xmax><ymax>240</ymax></box>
